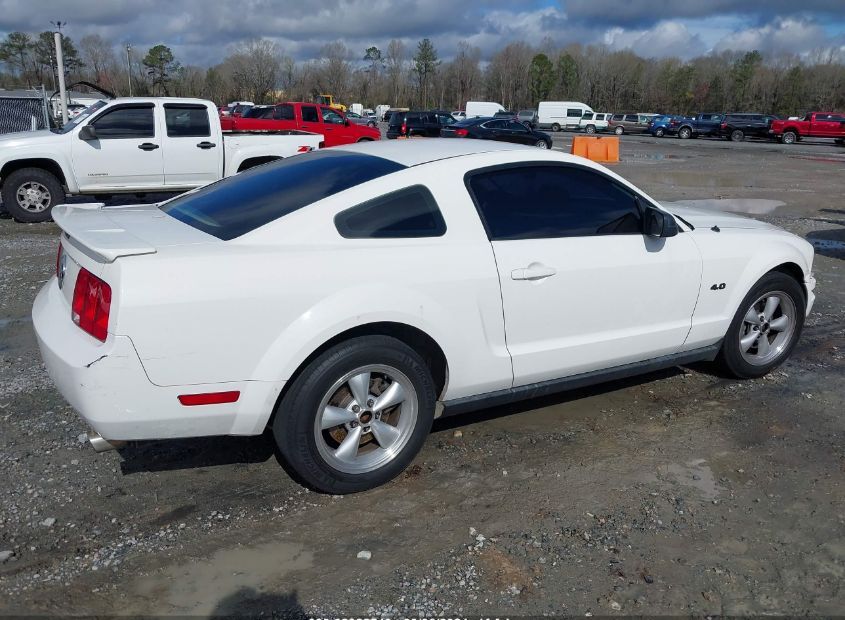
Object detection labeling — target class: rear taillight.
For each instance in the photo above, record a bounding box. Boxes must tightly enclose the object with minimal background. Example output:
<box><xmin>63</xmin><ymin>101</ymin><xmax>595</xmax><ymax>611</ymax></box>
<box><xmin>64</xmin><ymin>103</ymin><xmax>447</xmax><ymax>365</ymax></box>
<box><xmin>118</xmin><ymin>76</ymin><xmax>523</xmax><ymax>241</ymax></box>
<box><xmin>455</xmin><ymin>128</ymin><xmax>469</xmax><ymax>137</ymax></box>
<box><xmin>720</xmin><ymin>122</ymin><xmax>727</xmax><ymax>129</ymax></box>
<box><xmin>401</xmin><ymin>123</ymin><xmax>407</xmax><ymax>134</ymax></box>
<box><xmin>670</xmin><ymin>120</ymin><xmax>678</xmax><ymax>126</ymax></box>
<box><xmin>72</xmin><ymin>267</ymin><xmax>111</xmax><ymax>342</ymax></box>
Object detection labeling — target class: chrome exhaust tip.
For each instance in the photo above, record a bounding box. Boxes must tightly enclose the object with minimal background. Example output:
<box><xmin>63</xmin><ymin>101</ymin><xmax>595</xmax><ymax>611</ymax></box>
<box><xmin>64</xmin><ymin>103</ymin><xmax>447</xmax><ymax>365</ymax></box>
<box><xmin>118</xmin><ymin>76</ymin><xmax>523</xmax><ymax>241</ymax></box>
<box><xmin>87</xmin><ymin>431</ymin><xmax>126</xmax><ymax>453</ymax></box>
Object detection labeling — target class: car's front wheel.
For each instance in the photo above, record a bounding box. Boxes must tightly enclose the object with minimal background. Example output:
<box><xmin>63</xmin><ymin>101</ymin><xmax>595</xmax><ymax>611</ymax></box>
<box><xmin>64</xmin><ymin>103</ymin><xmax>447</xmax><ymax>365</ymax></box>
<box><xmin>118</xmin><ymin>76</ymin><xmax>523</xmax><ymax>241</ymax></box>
<box><xmin>535</xmin><ymin>139</ymin><xmax>549</xmax><ymax>149</ymax></box>
<box><xmin>717</xmin><ymin>272</ymin><xmax>805</xmax><ymax>379</ymax></box>
<box><xmin>273</xmin><ymin>336</ymin><xmax>436</xmax><ymax>493</ymax></box>
<box><xmin>584</xmin><ymin>125</ymin><xmax>596</xmax><ymax>134</ymax></box>
<box><xmin>1</xmin><ymin>167</ymin><xmax>65</xmax><ymax>223</ymax></box>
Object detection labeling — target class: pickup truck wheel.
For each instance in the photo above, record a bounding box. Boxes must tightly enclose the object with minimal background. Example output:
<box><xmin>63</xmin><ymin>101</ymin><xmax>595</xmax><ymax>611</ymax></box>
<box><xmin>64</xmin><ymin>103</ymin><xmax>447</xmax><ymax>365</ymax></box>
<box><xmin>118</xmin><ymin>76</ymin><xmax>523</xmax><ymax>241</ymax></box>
<box><xmin>273</xmin><ymin>335</ymin><xmax>436</xmax><ymax>494</ymax></box>
<box><xmin>1</xmin><ymin>168</ymin><xmax>65</xmax><ymax>223</ymax></box>
<box><xmin>781</xmin><ymin>131</ymin><xmax>797</xmax><ymax>144</ymax></box>
<box><xmin>678</xmin><ymin>127</ymin><xmax>692</xmax><ymax>139</ymax></box>
<box><xmin>717</xmin><ymin>272</ymin><xmax>805</xmax><ymax>379</ymax></box>
<box><xmin>730</xmin><ymin>129</ymin><xmax>744</xmax><ymax>142</ymax></box>
<box><xmin>614</xmin><ymin>126</ymin><xmax>624</xmax><ymax>135</ymax></box>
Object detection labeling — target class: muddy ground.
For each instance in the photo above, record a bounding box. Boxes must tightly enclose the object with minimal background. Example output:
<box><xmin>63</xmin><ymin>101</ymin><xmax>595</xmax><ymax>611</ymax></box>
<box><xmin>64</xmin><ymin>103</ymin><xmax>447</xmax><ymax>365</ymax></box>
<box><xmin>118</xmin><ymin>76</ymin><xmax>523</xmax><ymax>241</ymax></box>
<box><xmin>1</xmin><ymin>133</ymin><xmax>843</xmax><ymax>617</ymax></box>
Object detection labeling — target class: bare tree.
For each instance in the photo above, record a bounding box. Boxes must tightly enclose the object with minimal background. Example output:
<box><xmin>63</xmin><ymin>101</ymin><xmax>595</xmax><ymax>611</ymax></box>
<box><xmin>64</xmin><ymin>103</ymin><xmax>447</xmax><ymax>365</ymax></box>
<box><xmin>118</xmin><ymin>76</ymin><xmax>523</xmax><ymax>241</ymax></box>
<box><xmin>225</xmin><ymin>38</ymin><xmax>282</xmax><ymax>103</ymax></box>
<box><xmin>80</xmin><ymin>34</ymin><xmax>118</xmax><ymax>92</ymax></box>
<box><xmin>385</xmin><ymin>39</ymin><xmax>406</xmax><ymax>105</ymax></box>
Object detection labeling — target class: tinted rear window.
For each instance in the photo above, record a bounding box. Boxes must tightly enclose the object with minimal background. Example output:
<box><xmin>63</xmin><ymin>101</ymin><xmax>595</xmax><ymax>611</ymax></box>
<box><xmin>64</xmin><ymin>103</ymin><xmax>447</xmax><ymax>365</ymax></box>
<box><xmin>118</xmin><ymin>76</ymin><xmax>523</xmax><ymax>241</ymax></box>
<box><xmin>388</xmin><ymin>113</ymin><xmax>406</xmax><ymax>126</ymax></box>
<box><xmin>160</xmin><ymin>151</ymin><xmax>406</xmax><ymax>240</ymax></box>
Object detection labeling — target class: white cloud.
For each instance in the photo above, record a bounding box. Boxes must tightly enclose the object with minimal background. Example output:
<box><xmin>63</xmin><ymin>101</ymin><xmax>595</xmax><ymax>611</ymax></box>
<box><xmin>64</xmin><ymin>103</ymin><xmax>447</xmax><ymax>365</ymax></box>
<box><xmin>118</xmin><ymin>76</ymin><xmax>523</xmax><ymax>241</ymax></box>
<box><xmin>603</xmin><ymin>21</ymin><xmax>707</xmax><ymax>59</ymax></box>
<box><xmin>713</xmin><ymin>17</ymin><xmax>843</xmax><ymax>58</ymax></box>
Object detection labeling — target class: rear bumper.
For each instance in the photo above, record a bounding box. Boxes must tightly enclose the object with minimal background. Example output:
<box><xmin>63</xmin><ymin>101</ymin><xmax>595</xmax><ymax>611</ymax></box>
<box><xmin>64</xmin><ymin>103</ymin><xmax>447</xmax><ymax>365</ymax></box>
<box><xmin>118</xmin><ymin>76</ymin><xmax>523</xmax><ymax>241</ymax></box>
<box><xmin>33</xmin><ymin>280</ymin><xmax>283</xmax><ymax>441</ymax></box>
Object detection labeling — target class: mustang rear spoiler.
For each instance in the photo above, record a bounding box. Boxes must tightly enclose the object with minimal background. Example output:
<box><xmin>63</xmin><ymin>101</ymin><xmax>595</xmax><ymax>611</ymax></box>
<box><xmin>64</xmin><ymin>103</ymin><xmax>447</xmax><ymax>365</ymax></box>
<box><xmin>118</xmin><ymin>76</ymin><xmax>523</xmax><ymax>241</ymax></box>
<box><xmin>51</xmin><ymin>203</ymin><xmax>157</xmax><ymax>263</ymax></box>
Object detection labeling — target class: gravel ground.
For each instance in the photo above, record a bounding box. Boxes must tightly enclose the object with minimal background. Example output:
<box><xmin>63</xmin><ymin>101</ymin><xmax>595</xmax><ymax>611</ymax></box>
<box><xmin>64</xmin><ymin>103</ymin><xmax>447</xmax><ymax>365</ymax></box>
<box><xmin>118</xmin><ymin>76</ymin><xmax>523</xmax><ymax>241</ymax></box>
<box><xmin>0</xmin><ymin>133</ymin><xmax>843</xmax><ymax>617</ymax></box>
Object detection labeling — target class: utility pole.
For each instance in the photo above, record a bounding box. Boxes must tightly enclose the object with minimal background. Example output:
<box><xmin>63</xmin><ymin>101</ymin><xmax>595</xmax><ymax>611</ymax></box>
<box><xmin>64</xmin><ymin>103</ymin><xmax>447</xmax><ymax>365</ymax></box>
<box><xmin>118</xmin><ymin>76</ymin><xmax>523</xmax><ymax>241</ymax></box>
<box><xmin>51</xmin><ymin>21</ymin><xmax>68</xmax><ymax>124</ymax></box>
<box><xmin>126</xmin><ymin>44</ymin><xmax>133</xmax><ymax>96</ymax></box>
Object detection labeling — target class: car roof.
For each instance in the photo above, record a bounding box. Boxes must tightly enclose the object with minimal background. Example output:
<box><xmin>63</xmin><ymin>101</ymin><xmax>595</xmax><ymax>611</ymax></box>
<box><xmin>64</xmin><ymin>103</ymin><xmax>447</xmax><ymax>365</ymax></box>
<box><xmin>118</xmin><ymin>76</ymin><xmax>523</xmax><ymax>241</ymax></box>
<box><xmin>333</xmin><ymin>138</ymin><xmax>543</xmax><ymax>167</ymax></box>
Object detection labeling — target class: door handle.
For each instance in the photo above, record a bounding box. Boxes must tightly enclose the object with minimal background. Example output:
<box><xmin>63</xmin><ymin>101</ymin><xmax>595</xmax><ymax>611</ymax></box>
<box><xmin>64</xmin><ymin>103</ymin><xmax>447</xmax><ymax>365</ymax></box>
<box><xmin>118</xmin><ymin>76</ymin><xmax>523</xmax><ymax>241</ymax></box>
<box><xmin>511</xmin><ymin>264</ymin><xmax>557</xmax><ymax>281</ymax></box>
<box><xmin>138</xmin><ymin>143</ymin><xmax>159</xmax><ymax>151</ymax></box>
<box><xmin>196</xmin><ymin>141</ymin><xmax>216</xmax><ymax>149</ymax></box>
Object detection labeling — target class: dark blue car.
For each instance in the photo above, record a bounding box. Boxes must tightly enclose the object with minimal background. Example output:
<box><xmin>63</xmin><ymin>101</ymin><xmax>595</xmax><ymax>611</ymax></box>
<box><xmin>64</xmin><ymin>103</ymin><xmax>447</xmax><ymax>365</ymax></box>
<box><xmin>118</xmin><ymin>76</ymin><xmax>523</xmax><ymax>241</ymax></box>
<box><xmin>647</xmin><ymin>115</ymin><xmax>687</xmax><ymax>137</ymax></box>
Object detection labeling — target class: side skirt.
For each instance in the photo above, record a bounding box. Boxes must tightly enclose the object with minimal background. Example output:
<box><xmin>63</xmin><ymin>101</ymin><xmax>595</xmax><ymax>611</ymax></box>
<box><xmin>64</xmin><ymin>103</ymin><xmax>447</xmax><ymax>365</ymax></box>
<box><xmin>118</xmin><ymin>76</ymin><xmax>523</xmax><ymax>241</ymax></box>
<box><xmin>440</xmin><ymin>343</ymin><xmax>722</xmax><ymax>418</ymax></box>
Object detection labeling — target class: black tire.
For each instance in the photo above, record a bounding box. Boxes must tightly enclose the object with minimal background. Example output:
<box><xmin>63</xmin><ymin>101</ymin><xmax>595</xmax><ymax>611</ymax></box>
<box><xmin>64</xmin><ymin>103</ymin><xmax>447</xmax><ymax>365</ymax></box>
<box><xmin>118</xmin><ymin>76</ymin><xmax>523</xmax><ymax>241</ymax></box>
<box><xmin>584</xmin><ymin>125</ymin><xmax>596</xmax><ymax>134</ymax></box>
<box><xmin>614</xmin><ymin>126</ymin><xmax>624</xmax><ymax>135</ymax></box>
<box><xmin>1</xmin><ymin>167</ymin><xmax>65</xmax><ymax>223</ymax></box>
<box><xmin>730</xmin><ymin>129</ymin><xmax>744</xmax><ymax>142</ymax></box>
<box><xmin>654</xmin><ymin>128</ymin><xmax>665</xmax><ymax>137</ymax></box>
<box><xmin>551</xmin><ymin>123</ymin><xmax>561</xmax><ymax>132</ymax></box>
<box><xmin>273</xmin><ymin>335</ymin><xmax>436</xmax><ymax>494</ymax></box>
<box><xmin>678</xmin><ymin>126</ymin><xmax>692</xmax><ymax>139</ymax></box>
<box><xmin>716</xmin><ymin>272</ymin><xmax>805</xmax><ymax>379</ymax></box>
<box><xmin>782</xmin><ymin>131</ymin><xmax>797</xmax><ymax>145</ymax></box>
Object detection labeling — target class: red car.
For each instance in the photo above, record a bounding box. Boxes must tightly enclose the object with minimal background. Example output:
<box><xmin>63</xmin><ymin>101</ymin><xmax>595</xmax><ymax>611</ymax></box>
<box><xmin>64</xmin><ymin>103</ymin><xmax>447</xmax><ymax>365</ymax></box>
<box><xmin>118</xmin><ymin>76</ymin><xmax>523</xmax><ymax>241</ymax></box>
<box><xmin>769</xmin><ymin>112</ymin><xmax>845</xmax><ymax>144</ymax></box>
<box><xmin>221</xmin><ymin>102</ymin><xmax>380</xmax><ymax>147</ymax></box>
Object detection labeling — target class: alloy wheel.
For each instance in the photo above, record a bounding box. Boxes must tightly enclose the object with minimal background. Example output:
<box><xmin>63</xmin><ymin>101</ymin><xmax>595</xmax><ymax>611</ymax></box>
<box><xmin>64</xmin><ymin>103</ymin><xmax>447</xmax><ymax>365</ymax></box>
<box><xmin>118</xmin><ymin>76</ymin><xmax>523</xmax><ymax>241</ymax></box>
<box><xmin>314</xmin><ymin>365</ymin><xmax>418</xmax><ymax>474</ymax></box>
<box><xmin>739</xmin><ymin>291</ymin><xmax>797</xmax><ymax>366</ymax></box>
<box><xmin>15</xmin><ymin>181</ymin><xmax>52</xmax><ymax>213</ymax></box>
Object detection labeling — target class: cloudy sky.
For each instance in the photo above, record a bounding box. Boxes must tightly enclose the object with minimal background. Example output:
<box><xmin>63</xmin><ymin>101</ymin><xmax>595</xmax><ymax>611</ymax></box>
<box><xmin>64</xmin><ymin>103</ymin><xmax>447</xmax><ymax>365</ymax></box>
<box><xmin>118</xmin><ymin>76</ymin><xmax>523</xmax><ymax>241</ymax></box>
<box><xmin>1</xmin><ymin>0</ymin><xmax>844</xmax><ymax>64</ymax></box>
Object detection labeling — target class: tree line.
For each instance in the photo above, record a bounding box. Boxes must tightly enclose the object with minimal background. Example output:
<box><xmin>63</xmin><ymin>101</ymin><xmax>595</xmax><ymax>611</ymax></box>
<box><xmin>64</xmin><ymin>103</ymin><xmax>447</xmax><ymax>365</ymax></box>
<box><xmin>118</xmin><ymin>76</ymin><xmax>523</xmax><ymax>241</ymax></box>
<box><xmin>1</xmin><ymin>30</ymin><xmax>844</xmax><ymax>116</ymax></box>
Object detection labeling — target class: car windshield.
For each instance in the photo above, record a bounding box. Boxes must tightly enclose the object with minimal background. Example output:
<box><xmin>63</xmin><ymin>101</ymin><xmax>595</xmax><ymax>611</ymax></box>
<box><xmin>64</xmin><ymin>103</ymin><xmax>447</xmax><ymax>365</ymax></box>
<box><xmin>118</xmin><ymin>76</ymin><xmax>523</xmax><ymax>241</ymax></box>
<box><xmin>51</xmin><ymin>100</ymin><xmax>108</xmax><ymax>134</ymax></box>
<box><xmin>160</xmin><ymin>150</ymin><xmax>407</xmax><ymax>240</ymax></box>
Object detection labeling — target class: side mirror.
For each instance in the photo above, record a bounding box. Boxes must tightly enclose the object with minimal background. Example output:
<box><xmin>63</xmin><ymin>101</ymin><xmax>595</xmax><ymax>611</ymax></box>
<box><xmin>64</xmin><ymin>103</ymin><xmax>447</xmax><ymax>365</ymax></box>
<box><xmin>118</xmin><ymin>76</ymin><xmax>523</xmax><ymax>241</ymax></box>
<box><xmin>78</xmin><ymin>125</ymin><xmax>98</xmax><ymax>141</ymax></box>
<box><xmin>643</xmin><ymin>206</ymin><xmax>679</xmax><ymax>238</ymax></box>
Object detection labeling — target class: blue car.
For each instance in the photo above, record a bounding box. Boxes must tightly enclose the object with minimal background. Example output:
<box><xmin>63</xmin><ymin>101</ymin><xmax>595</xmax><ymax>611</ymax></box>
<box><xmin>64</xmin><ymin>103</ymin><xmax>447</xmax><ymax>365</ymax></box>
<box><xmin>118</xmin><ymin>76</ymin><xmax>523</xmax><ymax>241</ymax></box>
<box><xmin>648</xmin><ymin>114</ymin><xmax>686</xmax><ymax>137</ymax></box>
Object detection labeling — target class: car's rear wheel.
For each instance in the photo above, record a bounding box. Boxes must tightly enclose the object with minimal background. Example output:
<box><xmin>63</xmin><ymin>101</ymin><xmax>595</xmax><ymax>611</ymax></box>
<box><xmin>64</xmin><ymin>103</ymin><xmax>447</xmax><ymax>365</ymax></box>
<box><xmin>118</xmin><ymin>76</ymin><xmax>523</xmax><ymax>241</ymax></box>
<box><xmin>717</xmin><ymin>272</ymin><xmax>805</xmax><ymax>379</ymax></box>
<box><xmin>1</xmin><ymin>167</ymin><xmax>65</xmax><ymax>223</ymax></box>
<box><xmin>551</xmin><ymin>123</ymin><xmax>561</xmax><ymax>132</ymax></box>
<box><xmin>273</xmin><ymin>336</ymin><xmax>436</xmax><ymax>493</ymax></box>
<box><xmin>614</xmin><ymin>126</ymin><xmax>624</xmax><ymax>135</ymax></box>
<box><xmin>678</xmin><ymin>127</ymin><xmax>692</xmax><ymax>139</ymax></box>
<box><xmin>782</xmin><ymin>131</ymin><xmax>797</xmax><ymax>144</ymax></box>
<box><xmin>730</xmin><ymin>129</ymin><xmax>744</xmax><ymax>142</ymax></box>
<box><xmin>654</xmin><ymin>128</ymin><xmax>665</xmax><ymax>137</ymax></box>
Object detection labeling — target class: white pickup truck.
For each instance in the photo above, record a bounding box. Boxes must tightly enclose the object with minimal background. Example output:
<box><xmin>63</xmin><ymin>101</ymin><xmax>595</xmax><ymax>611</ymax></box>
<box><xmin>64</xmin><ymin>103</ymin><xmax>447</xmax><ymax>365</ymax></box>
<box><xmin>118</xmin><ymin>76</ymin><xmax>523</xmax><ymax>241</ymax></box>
<box><xmin>0</xmin><ymin>97</ymin><xmax>323</xmax><ymax>222</ymax></box>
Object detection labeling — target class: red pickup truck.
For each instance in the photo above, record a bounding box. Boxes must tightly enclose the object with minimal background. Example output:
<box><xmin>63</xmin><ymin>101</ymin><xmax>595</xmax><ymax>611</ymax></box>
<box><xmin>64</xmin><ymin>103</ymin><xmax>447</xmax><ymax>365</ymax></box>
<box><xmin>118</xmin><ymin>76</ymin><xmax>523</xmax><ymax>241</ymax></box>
<box><xmin>769</xmin><ymin>112</ymin><xmax>845</xmax><ymax>144</ymax></box>
<box><xmin>220</xmin><ymin>102</ymin><xmax>380</xmax><ymax>147</ymax></box>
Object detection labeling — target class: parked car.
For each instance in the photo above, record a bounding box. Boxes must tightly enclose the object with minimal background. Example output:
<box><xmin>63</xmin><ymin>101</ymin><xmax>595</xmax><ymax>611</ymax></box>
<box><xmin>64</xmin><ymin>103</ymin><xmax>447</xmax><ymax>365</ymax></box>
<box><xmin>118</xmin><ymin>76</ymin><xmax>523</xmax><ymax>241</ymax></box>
<box><xmin>465</xmin><ymin>101</ymin><xmax>505</xmax><ymax>118</ymax></box>
<box><xmin>579</xmin><ymin>112</ymin><xmax>610</xmax><ymax>134</ymax></box>
<box><xmin>240</xmin><ymin>105</ymin><xmax>276</xmax><ymax>120</ymax></box>
<box><xmin>0</xmin><ymin>98</ymin><xmax>322</xmax><ymax>223</ymax></box>
<box><xmin>452</xmin><ymin>110</ymin><xmax>466</xmax><ymax>121</ymax></box>
<box><xmin>537</xmin><ymin>101</ymin><xmax>594</xmax><ymax>132</ymax></box>
<box><xmin>517</xmin><ymin>109</ymin><xmax>538</xmax><ymax>128</ymax></box>
<box><xmin>716</xmin><ymin>113</ymin><xmax>778</xmax><ymax>141</ymax></box>
<box><xmin>221</xmin><ymin>102</ymin><xmax>380</xmax><ymax>147</ymax></box>
<box><xmin>769</xmin><ymin>111</ymin><xmax>845</xmax><ymax>144</ymax></box>
<box><xmin>386</xmin><ymin>110</ymin><xmax>457</xmax><ymax>139</ymax></box>
<box><xmin>34</xmin><ymin>139</ymin><xmax>816</xmax><ymax>493</ymax></box>
<box><xmin>608</xmin><ymin>113</ymin><xmax>657</xmax><ymax>135</ymax></box>
<box><xmin>346</xmin><ymin>111</ymin><xmax>378</xmax><ymax>128</ymax></box>
<box><xmin>220</xmin><ymin>101</ymin><xmax>254</xmax><ymax>117</ymax></box>
<box><xmin>674</xmin><ymin>113</ymin><xmax>724</xmax><ymax>139</ymax></box>
<box><xmin>440</xmin><ymin>117</ymin><xmax>552</xmax><ymax>148</ymax></box>
<box><xmin>383</xmin><ymin>107</ymin><xmax>409</xmax><ymax>123</ymax></box>
<box><xmin>647</xmin><ymin>115</ymin><xmax>685</xmax><ymax>137</ymax></box>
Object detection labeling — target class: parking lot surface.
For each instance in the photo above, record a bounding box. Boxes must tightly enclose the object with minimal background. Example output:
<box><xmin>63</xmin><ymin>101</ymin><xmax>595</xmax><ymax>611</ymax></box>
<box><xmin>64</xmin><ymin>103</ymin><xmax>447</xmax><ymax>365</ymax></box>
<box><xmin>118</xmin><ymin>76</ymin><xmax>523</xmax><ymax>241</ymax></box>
<box><xmin>1</xmin><ymin>134</ymin><xmax>843</xmax><ymax>616</ymax></box>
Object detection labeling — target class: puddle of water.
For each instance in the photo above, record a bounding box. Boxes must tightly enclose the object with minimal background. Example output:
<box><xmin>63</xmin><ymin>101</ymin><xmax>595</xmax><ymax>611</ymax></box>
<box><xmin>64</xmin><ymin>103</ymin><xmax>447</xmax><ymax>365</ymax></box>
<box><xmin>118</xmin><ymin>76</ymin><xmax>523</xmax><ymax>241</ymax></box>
<box><xmin>668</xmin><ymin>198</ymin><xmax>785</xmax><ymax>215</ymax></box>
<box><xmin>658</xmin><ymin>458</ymin><xmax>722</xmax><ymax>500</ymax></box>
<box><xmin>0</xmin><ymin>317</ymin><xmax>31</xmax><ymax>328</ymax></box>
<box><xmin>627</xmin><ymin>152</ymin><xmax>685</xmax><ymax>162</ymax></box>
<box><xmin>133</xmin><ymin>540</ymin><xmax>313</xmax><ymax>615</ymax></box>
<box><xmin>810</xmin><ymin>238</ymin><xmax>845</xmax><ymax>252</ymax></box>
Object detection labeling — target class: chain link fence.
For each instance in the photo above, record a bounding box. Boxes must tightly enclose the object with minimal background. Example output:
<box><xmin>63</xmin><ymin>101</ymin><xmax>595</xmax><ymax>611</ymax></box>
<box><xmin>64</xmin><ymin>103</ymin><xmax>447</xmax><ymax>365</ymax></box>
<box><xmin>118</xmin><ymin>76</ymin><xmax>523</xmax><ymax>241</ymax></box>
<box><xmin>0</xmin><ymin>89</ymin><xmax>51</xmax><ymax>134</ymax></box>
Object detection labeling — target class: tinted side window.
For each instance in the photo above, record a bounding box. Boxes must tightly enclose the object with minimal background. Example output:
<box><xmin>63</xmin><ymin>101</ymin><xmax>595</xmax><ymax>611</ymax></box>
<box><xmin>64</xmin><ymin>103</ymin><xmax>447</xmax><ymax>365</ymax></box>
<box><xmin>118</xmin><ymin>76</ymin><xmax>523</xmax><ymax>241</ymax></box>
<box><xmin>274</xmin><ymin>104</ymin><xmax>295</xmax><ymax>120</ymax></box>
<box><xmin>161</xmin><ymin>151</ymin><xmax>406</xmax><ymax>240</ymax></box>
<box><xmin>301</xmin><ymin>105</ymin><xmax>319</xmax><ymax>122</ymax></box>
<box><xmin>507</xmin><ymin>121</ymin><xmax>528</xmax><ymax>132</ymax></box>
<box><xmin>624</xmin><ymin>114</ymin><xmax>638</xmax><ymax>122</ymax></box>
<box><xmin>164</xmin><ymin>105</ymin><xmax>210</xmax><ymax>137</ymax></box>
<box><xmin>335</xmin><ymin>185</ymin><xmax>446</xmax><ymax>239</ymax></box>
<box><xmin>612</xmin><ymin>114</ymin><xmax>624</xmax><ymax>121</ymax></box>
<box><xmin>567</xmin><ymin>108</ymin><xmax>582</xmax><ymax>117</ymax></box>
<box><xmin>322</xmin><ymin>108</ymin><xmax>344</xmax><ymax>124</ymax></box>
<box><xmin>582</xmin><ymin>112</ymin><xmax>593</xmax><ymax>120</ymax></box>
<box><xmin>467</xmin><ymin>165</ymin><xmax>642</xmax><ymax>240</ymax></box>
<box><xmin>92</xmin><ymin>105</ymin><xmax>154</xmax><ymax>138</ymax></box>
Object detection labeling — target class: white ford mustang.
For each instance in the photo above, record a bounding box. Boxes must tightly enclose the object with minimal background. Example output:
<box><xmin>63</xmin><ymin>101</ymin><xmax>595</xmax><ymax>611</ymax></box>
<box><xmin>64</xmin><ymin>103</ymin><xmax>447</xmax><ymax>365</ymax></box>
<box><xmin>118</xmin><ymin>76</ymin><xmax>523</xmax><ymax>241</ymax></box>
<box><xmin>33</xmin><ymin>140</ymin><xmax>816</xmax><ymax>493</ymax></box>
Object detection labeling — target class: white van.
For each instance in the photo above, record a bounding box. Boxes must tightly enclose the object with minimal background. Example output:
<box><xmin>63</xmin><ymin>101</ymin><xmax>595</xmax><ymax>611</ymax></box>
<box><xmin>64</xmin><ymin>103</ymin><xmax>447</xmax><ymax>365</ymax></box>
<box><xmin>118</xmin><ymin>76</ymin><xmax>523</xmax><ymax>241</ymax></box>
<box><xmin>465</xmin><ymin>101</ymin><xmax>505</xmax><ymax>118</ymax></box>
<box><xmin>538</xmin><ymin>101</ymin><xmax>593</xmax><ymax>131</ymax></box>
<box><xmin>350</xmin><ymin>103</ymin><xmax>364</xmax><ymax>116</ymax></box>
<box><xmin>375</xmin><ymin>104</ymin><xmax>390</xmax><ymax>121</ymax></box>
